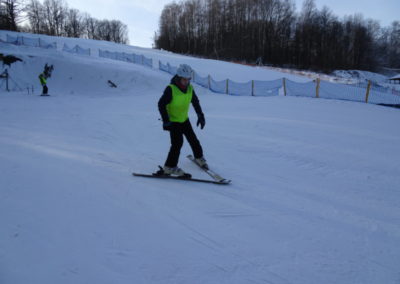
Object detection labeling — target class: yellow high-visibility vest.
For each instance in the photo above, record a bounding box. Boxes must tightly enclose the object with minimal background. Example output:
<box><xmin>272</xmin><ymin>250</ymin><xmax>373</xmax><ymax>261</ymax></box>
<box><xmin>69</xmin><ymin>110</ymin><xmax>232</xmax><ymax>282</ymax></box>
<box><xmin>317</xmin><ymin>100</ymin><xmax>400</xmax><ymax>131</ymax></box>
<box><xmin>39</xmin><ymin>73</ymin><xmax>47</xmax><ymax>85</ymax></box>
<box><xmin>166</xmin><ymin>84</ymin><xmax>193</xmax><ymax>123</ymax></box>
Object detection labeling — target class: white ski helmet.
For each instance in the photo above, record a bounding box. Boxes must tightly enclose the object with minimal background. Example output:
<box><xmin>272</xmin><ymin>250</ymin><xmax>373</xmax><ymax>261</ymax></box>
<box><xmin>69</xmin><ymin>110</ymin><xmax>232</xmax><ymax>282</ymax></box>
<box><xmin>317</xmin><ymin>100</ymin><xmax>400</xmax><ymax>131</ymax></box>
<box><xmin>176</xmin><ymin>64</ymin><xmax>193</xmax><ymax>79</ymax></box>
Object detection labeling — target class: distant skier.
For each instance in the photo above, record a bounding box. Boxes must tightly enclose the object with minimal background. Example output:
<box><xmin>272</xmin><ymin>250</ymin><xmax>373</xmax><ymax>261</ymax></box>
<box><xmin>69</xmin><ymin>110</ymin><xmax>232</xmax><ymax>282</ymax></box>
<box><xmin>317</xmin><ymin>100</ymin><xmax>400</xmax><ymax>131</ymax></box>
<box><xmin>158</xmin><ymin>64</ymin><xmax>207</xmax><ymax>176</ymax></box>
<box><xmin>38</xmin><ymin>72</ymin><xmax>48</xmax><ymax>96</ymax></box>
<box><xmin>38</xmin><ymin>64</ymin><xmax>53</xmax><ymax>96</ymax></box>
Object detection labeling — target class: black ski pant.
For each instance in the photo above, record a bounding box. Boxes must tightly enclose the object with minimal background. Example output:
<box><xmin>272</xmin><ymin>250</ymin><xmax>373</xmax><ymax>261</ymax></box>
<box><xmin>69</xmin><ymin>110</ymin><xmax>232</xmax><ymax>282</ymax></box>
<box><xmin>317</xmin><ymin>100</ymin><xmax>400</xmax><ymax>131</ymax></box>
<box><xmin>165</xmin><ymin>119</ymin><xmax>203</xmax><ymax>168</ymax></box>
<box><xmin>42</xmin><ymin>85</ymin><xmax>48</xmax><ymax>95</ymax></box>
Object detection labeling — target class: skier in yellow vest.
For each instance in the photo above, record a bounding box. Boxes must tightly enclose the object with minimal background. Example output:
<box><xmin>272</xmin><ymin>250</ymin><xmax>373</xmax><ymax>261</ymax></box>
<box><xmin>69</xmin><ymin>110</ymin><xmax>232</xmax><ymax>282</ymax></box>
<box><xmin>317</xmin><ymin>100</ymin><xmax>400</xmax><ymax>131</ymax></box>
<box><xmin>158</xmin><ymin>64</ymin><xmax>207</xmax><ymax>176</ymax></box>
<box><xmin>38</xmin><ymin>64</ymin><xmax>53</xmax><ymax>96</ymax></box>
<box><xmin>38</xmin><ymin>72</ymin><xmax>48</xmax><ymax>96</ymax></box>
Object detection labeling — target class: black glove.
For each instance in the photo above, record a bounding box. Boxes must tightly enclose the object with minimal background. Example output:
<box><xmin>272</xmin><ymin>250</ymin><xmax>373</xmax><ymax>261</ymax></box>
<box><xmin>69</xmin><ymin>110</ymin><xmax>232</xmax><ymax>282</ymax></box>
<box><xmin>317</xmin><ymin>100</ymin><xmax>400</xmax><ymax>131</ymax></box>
<box><xmin>163</xmin><ymin>121</ymin><xmax>172</xmax><ymax>131</ymax></box>
<box><xmin>196</xmin><ymin>114</ymin><xmax>205</xmax><ymax>129</ymax></box>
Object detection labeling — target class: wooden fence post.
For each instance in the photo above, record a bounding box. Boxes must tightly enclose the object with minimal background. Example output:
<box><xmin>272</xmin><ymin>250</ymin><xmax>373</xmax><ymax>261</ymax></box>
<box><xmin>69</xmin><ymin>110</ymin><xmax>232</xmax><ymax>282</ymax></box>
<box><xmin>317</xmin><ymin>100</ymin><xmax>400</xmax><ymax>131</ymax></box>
<box><xmin>365</xmin><ymin>80</ymin><xmax>372</xmax><ymax>103</ymax></box>
<box><xmin>252</xmin><ymin>80</ymin><xmax>254</xmax><ymax>96</ymax></box>
<box><xmin>283</xmin><ymin>78</ymin><xmax>287</xmax><ymax>96</ymax></box>
<box><xmin>208</xmin><ymin>75</ymin><xmax>211</xmax><ymax>90</ymax></box>
<box><xmin>6</xmin><ymin>70</ymin><xmax>9</xmax><ymax>91</ymax></box>
<box><xmin>226</xmin><ymin>79</ymin><xmax>229</xmax><ymax>94</ymax></box>
<box><xmin>316</xmin><ymin>78</ymin><xmax>320</xmax><ymax>98</ymax></box>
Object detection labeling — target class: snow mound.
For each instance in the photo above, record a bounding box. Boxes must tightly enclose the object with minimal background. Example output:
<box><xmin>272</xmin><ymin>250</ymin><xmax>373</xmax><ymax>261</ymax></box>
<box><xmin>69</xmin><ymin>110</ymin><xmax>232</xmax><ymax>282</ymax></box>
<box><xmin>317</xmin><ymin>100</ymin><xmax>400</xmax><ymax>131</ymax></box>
<box><xmin>332</xmin><ymin>70</ymin><xmax>388</xmax><ymax>83</ymax></box>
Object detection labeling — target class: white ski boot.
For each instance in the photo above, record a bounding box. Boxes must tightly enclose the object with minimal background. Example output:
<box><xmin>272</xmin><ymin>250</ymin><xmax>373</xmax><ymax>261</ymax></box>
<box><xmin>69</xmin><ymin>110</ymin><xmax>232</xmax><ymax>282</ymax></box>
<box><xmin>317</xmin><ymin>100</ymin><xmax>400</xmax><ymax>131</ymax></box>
<box><xmin>163</xmin><ymin>166</ymin><xmax>191</xmax><ymax>178</ymax></box>
<box><xmin>195</xmin><ymin>157</ymin><xmax>208</xmax><ymax>169</ymax></box>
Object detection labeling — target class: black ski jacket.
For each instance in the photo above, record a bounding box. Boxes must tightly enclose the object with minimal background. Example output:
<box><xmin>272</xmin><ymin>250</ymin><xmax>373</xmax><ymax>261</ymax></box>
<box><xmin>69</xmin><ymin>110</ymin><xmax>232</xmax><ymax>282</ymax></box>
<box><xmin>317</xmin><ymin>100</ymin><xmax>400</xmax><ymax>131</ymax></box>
<box><xmin>158</xmin><ymin>75</ymin><xmax>204</xmax><ymax>123</ymax></box>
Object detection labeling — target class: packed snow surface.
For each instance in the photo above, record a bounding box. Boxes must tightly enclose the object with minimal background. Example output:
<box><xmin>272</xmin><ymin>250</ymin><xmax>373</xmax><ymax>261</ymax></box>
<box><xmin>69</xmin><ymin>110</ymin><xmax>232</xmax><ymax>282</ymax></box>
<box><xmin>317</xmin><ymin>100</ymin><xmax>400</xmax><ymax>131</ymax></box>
<box><xmin>1</xmin><ymin>32</ymin><xmax>400</xmax><ymax>284</ymax></box>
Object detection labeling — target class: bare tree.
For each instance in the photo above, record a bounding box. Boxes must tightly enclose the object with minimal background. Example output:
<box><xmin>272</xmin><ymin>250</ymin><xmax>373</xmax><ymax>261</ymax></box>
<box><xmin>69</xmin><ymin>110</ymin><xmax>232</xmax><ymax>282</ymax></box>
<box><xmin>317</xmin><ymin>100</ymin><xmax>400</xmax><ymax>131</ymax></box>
<box><xmin>0</xmin><ymin>0</ymin><xmax>24</xmax><ymax>31</ymax></box>
<box><xmin>387</xmin><ymin>21</ymin><xmax>400</xmax><ymax>68</ymax></box>
<box><xmin>95</xmin><ymin>20</ymin><xmax>111</xmax><ymax>41</ymax></box>
<box><xmin>42</xmin><ymin>0</ymin><xmax>67</xmax><ymax>36</ymax></box>
<box><xmin>155</xmin><ymin>3</ymin><xmax>182</xmax><ymax>51</ymax></box>
<box><xmin>64</xmin><ymin>8</ymin><xmax>83</xmax><ymax>37</ymax></box>
<box><xmin>26</xmin><ymin>0</ymin><xmax>45</xmax><ymax>34</ymax></box>
<box><xmin>108</xmin><ymin>20</ymin><xmax>129</xmax><ymax>44</ymax></box>
<box><xmin>2</xmin><ymin>0</ymin><xmax>131</xmax><ymax>44</ymax></box>
<box><xmin>82</xmin><ymin>13</ymin><xmax>97</xmax><ymax>39</ymax></box>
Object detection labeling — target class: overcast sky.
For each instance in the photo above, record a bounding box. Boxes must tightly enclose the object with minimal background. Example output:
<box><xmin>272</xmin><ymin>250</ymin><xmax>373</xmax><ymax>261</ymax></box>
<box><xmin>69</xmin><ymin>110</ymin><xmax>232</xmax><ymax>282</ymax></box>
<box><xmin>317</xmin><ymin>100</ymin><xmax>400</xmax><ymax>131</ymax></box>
<box><xmin>66</xmin><ymin>0</ymin><xmax>399</xmax><ymax>48</ymax></box>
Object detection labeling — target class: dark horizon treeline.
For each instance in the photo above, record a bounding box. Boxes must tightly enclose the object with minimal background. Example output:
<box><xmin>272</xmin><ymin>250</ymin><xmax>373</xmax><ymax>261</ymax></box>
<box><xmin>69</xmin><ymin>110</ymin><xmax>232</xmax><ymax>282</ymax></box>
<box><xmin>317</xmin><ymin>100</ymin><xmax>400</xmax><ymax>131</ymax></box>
<box><xmin>155</xmin><ymin>0</ymin><xmax>400</xmax><ymax>72</ymax></box>
<box><xmin>0</xmin><ymin>0</ymin><xmax>129</xmax><ymax>44</ymax></box>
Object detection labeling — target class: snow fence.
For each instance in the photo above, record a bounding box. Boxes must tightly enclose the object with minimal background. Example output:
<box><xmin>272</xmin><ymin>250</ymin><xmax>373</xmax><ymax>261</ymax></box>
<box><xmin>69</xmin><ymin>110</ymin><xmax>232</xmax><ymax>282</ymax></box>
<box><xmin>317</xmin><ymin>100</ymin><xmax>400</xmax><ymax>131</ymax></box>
<box><xmin>5</xmin><ymin>34</ymin><xmax>57</xmax><ymax>49</ymax></box>
<box><xmin>159</xmin><ymin>60</ymin><xmax>281</xmax><ymax>97</ymax></box>
<box><xmin>99</xmin><ymin>49</ymin><xmax>153</xmax><ymax>68</ymax></box>
<box><xmin>285</xmin><ymin>78</ymin><xmax>400</xmax><ymax>105</ymax></box>
<box><xmin>159</xmin><ymin>60</ymin><xmax>400</xmax><ymax>105</ymax></box>
<box><xmin>62</xmin><ymin>44</ymin><xmax>91</xmax><ymax>56</ymax></box>
<box><xmin>3</xmin><ymin>33</ymin><xmax>399</xmax><ymax>106</ymax></box>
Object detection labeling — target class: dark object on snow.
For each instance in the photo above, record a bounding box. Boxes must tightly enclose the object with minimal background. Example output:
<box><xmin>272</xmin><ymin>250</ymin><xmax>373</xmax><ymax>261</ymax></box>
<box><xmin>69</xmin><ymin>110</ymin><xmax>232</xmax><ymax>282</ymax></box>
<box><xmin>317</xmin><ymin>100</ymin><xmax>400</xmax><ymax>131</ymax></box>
<box><xmin>378</xmin><ymin>103</ymin><xmax>400</xmax><ymax>109</ymax></box>
<box><xmin>0</xmin><ymin>54</ymin><xmax>23</xmax><ymax>67</ymax></box>
<box><xmin>108</xmin><ymin>80</ymin><xmax>117</xmax><ymax>88</ymax></box>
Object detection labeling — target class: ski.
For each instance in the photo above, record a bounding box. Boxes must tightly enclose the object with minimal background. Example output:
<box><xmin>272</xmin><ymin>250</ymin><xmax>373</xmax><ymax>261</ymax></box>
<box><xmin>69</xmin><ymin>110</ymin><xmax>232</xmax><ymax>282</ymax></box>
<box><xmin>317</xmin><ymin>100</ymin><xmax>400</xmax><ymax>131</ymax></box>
<box><xmin>132</xmin><ymin>172</ymin><xmax>229</xmax><ymax>185</ymax></box>
<box><xmin>187</xmin><ymin>155</ymin><xmax>231</xmax><ymax>184</ymax></box>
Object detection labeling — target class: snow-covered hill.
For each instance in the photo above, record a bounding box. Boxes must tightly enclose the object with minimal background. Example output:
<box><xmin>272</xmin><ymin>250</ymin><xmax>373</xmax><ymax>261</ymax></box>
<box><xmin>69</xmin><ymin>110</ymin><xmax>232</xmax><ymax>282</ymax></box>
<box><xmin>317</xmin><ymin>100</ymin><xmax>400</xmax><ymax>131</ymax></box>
<box><xmin>332</xmin><ymin>70</ymin><xmax>389</xmax><ymax>84</ymax></box>
<box><xmin>1</xmin><ymin>31</ymin><xmax>400</xmax><ymax>284</ymax></box>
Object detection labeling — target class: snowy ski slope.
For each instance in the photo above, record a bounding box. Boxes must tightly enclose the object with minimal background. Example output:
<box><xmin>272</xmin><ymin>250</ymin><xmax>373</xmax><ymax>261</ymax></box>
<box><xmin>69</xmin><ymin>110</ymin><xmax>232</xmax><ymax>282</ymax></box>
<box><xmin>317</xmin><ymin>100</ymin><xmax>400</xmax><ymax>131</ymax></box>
<box><xmin>1</xmin><ymin>31</ymin><xmax>400</xmax><ymax>284</ymax></box>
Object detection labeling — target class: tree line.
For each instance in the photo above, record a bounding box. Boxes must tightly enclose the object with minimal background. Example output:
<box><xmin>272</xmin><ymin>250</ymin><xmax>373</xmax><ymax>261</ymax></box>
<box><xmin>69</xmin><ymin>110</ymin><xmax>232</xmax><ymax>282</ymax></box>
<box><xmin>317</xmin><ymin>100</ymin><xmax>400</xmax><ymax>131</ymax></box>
<box><xmin>0</xmin><ymin>0</ymin><xmax>129</xmax><ymax>44</ymax></box>
<box><xmin>155</xmin><ymin>0</ymin><xmax>400</xmax><ymax>72</ymax></box>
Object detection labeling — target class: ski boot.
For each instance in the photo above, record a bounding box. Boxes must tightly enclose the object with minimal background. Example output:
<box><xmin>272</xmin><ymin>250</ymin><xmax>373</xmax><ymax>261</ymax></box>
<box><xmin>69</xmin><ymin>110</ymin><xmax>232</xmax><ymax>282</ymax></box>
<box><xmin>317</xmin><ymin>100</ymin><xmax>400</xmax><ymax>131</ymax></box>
<box><xmin>156</xmin><ymin>166</ymin><xmax>192</xmax><ymax>178</ymax></box>
<box><xmin>195</xmin><ymin>157</ymin><xmax>208</xmax><ymax>169</ymax></box>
